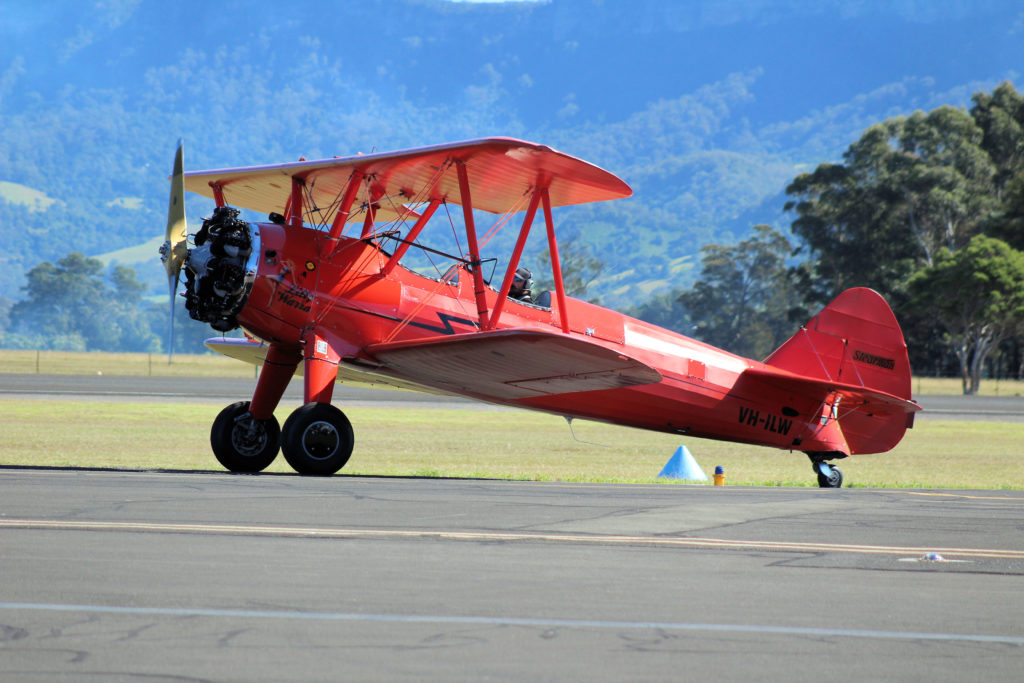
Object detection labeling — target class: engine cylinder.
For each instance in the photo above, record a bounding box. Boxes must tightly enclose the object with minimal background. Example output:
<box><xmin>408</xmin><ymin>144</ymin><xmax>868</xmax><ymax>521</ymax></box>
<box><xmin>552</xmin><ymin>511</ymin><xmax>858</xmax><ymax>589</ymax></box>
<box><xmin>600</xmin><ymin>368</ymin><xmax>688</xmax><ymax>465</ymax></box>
<box><xmin>184</xmin><ymin>206</ymin><xmax>260</xmax><ymax>332</ymax></box>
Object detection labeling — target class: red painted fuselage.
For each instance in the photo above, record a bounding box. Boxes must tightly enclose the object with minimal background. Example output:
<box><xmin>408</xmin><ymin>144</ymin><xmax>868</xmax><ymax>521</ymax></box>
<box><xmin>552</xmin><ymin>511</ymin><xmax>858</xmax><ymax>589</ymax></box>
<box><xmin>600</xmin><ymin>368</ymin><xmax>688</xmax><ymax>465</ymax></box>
<box><xmin>174</xmin><ymin>137</ymin><xmax>918</xmax><ymax>480</ymax></box>
<box><xmin>233</xmin><ymin>224</ymin><xmax>909</xmax><ymax>458</ymax></box>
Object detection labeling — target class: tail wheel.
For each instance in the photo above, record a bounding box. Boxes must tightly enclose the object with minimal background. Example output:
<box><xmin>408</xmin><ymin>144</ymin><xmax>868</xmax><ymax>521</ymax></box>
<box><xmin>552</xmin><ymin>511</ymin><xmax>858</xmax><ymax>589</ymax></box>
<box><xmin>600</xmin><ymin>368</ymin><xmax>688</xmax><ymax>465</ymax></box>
<box><xmin>814</xmin><ymin>462</ymin><xmax>844</xmax><ymax>488</ymax></box>
<box><xmin>211</xmin><ymin>401</ymin><xmax>280</xmax><ymax>473</ymax></box>
<box><xmin>281</xmin><ymin>402</ymin><xmax>354</xmax><ymax>476</ymax></box>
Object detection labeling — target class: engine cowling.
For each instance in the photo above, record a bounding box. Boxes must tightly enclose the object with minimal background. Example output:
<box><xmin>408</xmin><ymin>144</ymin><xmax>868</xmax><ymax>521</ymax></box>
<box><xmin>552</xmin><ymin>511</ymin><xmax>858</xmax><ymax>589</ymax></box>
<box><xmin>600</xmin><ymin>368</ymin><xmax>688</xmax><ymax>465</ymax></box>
<box><xmin>184</xmin><ymin>206</ymin><xmax>260</xmax><ymax>332</ymax></box>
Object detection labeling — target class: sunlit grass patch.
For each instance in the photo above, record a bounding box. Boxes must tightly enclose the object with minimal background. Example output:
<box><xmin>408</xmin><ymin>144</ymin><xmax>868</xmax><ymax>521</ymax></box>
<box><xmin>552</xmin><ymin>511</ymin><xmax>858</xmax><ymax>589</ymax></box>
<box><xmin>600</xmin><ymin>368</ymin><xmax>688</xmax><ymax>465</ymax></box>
<box><xmin>0</xmin><ymin>350</ymin><xmax>257</xmax><ymax>377</ymax></box>
<box><xmin>2</xmin><ymin>399</ymin><xmax>1022</xmax><ymax>488</ymax></box>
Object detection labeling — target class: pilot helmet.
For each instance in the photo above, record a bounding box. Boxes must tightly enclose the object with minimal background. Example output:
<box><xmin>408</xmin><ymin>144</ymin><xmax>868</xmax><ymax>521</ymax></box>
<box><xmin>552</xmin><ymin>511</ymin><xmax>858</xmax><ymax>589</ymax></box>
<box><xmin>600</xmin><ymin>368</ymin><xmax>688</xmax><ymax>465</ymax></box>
<box><xmin>512</xmin><ymin>267</ymin><xmax>533</xmax><ymax>295</ymax></box>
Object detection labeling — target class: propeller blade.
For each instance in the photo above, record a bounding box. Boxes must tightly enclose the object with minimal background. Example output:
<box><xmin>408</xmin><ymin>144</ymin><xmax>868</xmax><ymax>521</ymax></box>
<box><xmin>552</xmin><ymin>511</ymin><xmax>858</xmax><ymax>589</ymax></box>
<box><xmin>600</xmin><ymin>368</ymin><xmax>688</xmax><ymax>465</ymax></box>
<box><xmin>167</xmin><ymin>270</ymin><xmax>179</xmax><ymax>362</ymax></box>
<box><xmin>162</xmin><ymin>140</ymin><xmax>188</xmax><ymax>279</ymax></box>
<box><xmin>159</xmin><ymin>140</ymin><xmax>188</xmax><ymax>362</ymax></box>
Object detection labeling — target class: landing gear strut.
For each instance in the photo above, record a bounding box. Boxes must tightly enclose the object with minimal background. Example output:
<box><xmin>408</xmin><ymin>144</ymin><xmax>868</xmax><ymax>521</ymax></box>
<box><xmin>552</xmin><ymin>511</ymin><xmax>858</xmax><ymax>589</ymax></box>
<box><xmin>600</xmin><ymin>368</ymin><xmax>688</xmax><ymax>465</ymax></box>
<box><xmin>807</xmin><ymin>451</ymin><xmax>845</xmax><ymax>488</ymax></box>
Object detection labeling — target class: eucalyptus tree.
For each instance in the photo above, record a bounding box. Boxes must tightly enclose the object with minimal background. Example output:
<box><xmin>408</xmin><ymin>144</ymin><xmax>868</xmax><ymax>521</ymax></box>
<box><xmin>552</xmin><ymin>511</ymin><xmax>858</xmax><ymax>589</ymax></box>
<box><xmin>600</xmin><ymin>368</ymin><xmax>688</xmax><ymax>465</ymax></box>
<box><xmin>971</xmin><ymin>81</ymin><xmax>1024</xmax><ymax>199</ymax></box>
<box><xmin>535</xmin><ymin>235</ymin><xmax>605</xmax><ymax>301</ymax></box>
<box><xmin>7</xmin><ymin>252</ymin><xmax>160</xmax><ymax>351</ymax></box>
<box><xmin>677</xmin><ymin>225</ymin><xmax>798</xmax><ymax>360</ymax></box>
<box><xmin>908</xmin><ymin>236</ymin><xmax>1024</xmax><ymax>394</ymax></box>
<box><xmin>785</xmin><ymin>106</ymin><xmax>996</xmax><ymax>304</ymax></box>
<box><xmin>973</xmin><ymin>82</ymin><xmax>1024</xmax><ymax>249</ymax></box>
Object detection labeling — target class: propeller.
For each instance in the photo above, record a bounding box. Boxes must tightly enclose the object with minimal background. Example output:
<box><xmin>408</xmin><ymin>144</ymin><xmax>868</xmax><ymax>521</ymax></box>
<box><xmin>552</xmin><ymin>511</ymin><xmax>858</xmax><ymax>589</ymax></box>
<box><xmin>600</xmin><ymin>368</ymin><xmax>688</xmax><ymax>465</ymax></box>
<box><xmin>158</xmin><ymin>140</ymin><xmax>188</xmax><ymax>363</ymax></box>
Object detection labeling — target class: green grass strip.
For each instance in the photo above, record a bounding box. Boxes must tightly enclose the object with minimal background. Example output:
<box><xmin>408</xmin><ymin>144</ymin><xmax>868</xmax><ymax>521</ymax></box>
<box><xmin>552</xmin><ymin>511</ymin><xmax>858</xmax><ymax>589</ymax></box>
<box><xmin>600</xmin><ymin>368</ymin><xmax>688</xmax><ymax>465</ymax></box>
<box><xmin>3</xmin><ymin>399</ymin><xmax>1022</xmax><ymax>488</ymax></box>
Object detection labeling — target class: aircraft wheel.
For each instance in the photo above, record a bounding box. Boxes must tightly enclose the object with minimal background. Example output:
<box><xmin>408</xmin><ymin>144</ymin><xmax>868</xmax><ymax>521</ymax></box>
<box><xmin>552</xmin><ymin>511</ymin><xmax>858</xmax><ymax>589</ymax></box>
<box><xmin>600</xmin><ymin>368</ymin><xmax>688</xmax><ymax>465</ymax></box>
<box><xmin>210</xmin><ymin>401</ymin><xmax>280</xmax><ymax>473</ymax></box>
<box><xmin>281</xmin><ymin>402</ymin><xmax>354</xmax><ymax>476</ymax></box>
<box><xmin>815</xmin><ymin>462</ymin><xmax>843</xmax><ymax>488</ymax></box>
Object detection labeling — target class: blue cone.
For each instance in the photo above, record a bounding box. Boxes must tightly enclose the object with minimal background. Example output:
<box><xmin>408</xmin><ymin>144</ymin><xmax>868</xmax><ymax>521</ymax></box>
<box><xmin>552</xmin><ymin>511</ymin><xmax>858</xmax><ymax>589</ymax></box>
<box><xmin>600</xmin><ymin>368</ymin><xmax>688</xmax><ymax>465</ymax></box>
<box><xmin>658</xmin><ymin>445</ymin><xmax>708</xmax><ymax>481</ymax></box>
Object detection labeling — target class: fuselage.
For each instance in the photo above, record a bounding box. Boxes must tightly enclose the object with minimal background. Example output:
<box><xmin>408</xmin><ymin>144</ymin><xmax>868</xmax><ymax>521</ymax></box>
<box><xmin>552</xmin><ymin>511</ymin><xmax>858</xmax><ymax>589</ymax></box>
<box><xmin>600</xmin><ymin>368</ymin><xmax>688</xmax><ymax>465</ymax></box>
<box><xmin>186</xmin><ymin>218</ymin><xmax>843</xmax><ymax>455</ymax></box>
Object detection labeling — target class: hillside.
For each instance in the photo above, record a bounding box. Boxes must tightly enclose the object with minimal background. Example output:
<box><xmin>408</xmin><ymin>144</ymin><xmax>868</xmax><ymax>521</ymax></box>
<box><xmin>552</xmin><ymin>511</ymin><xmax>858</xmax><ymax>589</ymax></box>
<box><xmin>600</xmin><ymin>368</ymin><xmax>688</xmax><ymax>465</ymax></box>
<box><xmin>1</xmin><ymin>0</ymin><xmax>1021</xmax><ymax>309</ymax></box>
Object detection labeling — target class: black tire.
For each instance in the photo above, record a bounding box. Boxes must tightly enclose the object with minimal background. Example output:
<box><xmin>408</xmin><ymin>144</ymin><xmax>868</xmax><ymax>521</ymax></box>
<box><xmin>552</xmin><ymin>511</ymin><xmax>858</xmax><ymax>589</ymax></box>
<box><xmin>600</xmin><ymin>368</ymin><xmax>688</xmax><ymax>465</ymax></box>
<box><xmin>210</xmin><ymin>401</ymin><xmax>281</xmax><ymax>473</ymax></box>
<box><xmin>816</xmin><ymin>463</ymin><xmax>843</xmax><ymax>488</ymax></box>
<box><xmin>281</xmin><ymin>402</ymin><xmax>354</xmax><ymax>476</ymax></box>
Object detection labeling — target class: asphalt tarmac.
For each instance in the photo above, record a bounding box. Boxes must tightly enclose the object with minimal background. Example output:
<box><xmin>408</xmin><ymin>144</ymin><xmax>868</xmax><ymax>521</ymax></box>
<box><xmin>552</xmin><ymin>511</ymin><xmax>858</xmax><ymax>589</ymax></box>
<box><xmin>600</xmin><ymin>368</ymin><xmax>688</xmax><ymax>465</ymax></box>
<box><xmin>2</xmin><ymin>375</ymin><xmax>1023</xmax><ymax>680</ymax></box>
<box><xmin>1</xmin><ymin>471</ymin><xmax>1023</xmax><ymax>681</ymax></box>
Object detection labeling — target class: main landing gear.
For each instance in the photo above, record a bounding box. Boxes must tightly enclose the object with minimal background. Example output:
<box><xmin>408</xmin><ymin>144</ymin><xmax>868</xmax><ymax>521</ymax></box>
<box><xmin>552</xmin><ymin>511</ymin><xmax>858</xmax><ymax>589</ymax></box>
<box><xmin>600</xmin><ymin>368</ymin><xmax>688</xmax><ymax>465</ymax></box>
<box><xmin>210</xmin><ymin>401</ymin><xmax>354</xmax><ymax>476</ymax></box>
<box><xmin>281</xmin><ymin>403</ymin><xmax>354</xmax><ymax>475</ymax></box>
<box><xmin>210</xmin><ymin>401</ymin><xmax>280</xmax><ymax>473</ymax></box>
<box><xmin>209</xmin><ymin>340</ymin><xmax>356</xmax><ymax>476</ymax></box>
<box><xmin>807</xmin><ymin>451</ymin><xmax>845</xmax><ymax>488</ymax></box>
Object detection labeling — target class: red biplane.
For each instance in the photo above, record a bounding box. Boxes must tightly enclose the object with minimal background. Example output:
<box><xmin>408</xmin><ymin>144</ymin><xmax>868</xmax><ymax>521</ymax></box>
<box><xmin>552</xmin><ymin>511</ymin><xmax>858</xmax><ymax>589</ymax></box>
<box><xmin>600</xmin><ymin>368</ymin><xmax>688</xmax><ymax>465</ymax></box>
<box><xmin>160</xmin><ymin>138</ymin><xmax>920</xmax><ymax>487</ymax></box>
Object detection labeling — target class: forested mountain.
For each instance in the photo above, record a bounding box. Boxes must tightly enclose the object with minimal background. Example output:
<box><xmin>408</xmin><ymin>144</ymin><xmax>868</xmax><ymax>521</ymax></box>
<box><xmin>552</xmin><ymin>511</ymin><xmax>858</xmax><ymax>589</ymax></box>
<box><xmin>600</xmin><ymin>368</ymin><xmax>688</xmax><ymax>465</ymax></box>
<box><xmin>1</xmin><ymin>0</ymin><xmax>1021</xmax><ymax>312</ymax></box>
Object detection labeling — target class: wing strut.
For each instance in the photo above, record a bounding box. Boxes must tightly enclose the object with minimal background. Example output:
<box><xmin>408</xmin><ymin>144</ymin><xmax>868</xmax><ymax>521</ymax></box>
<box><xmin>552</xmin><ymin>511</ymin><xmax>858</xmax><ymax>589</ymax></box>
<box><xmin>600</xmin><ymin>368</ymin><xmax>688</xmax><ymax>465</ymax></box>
<box><xmin>487</xmin><ymin>189</ymin><xmax>542</xmax><ymax>330</ymax></box>
<box><xmin>457</xmin><ymin>161</ymin><xmax>490</xmax><ymax>329</ymax></box>
<box><xmin>327</xmin><ymin>171</ymin><xmax>364</xmax><ymax>241</ymax></box>
<box><xmin>210</xmin><ymin>183</ymin><xmax>225</xmax><ymax>207</ymax></box>
<box><xmin>542</xmin><ymin>188</ymin><xmax>570</xmax><ymax>333</ymax></box>
<box><xmin>360</xmin><ymin>182</ymin><xmax>384</xmax><ymax>239</ymax></box>
<box><xmin>286</xmin><ymin>176</ymin><xmax>305</xmax><ymax>228</ymax></box>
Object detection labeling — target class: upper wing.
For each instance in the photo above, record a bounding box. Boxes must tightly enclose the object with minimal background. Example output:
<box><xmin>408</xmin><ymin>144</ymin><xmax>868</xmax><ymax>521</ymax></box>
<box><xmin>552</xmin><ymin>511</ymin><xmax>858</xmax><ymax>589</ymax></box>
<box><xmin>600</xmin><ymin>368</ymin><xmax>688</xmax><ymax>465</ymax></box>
<box><xmin>182</xmin><ymin>137</ymin><xmax>632</xmax><ymax>225</ymax></box>
<box><xmin>363</xmin><ymin>328</ymin><xmax>662</xmax><ymax>400</ymax></box>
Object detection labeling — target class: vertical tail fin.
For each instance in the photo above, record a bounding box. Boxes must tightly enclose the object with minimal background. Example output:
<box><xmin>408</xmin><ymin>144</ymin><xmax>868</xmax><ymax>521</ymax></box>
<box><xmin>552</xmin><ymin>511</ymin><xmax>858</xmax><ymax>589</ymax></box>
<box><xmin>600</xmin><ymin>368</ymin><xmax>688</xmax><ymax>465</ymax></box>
<box><xmin>764</xmin><ymin>287</ymin><xmax>912</xmax><ymax>400</ymax></box>
<box><xmin>762</xmin><ymin>288</ymin><xmax>917</xmax><ymax>455</ymax></box>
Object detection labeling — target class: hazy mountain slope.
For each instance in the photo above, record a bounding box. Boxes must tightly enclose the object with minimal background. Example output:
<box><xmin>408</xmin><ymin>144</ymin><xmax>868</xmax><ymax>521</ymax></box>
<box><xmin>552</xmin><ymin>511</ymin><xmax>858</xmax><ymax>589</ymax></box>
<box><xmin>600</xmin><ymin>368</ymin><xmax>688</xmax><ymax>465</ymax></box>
<box><xmin>1</xmin><ymin>0</ymin><xmax>1020</xmax><ymax>308</ymax></box>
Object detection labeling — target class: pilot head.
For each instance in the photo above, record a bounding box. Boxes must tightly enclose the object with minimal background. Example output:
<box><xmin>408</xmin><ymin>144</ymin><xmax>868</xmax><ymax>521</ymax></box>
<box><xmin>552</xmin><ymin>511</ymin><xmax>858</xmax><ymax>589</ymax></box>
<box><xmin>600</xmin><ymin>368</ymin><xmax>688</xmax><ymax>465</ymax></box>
<box><xmin>510</xmin><ymin>267</ymin><xmax>533</xmax><ymax>300</ymax></box>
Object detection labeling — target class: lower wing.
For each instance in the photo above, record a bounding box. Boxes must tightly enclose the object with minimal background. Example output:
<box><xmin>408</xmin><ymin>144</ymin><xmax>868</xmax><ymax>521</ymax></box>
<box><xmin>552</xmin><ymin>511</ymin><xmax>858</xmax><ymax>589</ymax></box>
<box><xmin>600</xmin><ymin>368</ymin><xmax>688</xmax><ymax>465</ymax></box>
<box><xmin>364</xmin><ymin>328</ymin><xmax>662</xmax><ymax>400</ymax></box>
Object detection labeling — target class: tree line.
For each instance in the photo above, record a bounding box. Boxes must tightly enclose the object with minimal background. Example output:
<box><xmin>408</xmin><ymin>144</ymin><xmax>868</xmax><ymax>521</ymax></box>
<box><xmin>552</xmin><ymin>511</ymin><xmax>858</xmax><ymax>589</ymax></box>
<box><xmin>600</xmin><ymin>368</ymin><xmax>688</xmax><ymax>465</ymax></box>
<box><xmin>0</xmin><ymin>252</ymin><xmax>232</xmax><ymax>355</ymax></box>
<box><xmin>3</xmin><ymin>82</ymin><xmax>1022</xmax><ymax>394</ymax></box>
<box><xmin>630</xmin><ymin>81</ymin><xmax>1024</xmax><ymax>394</ymax></box>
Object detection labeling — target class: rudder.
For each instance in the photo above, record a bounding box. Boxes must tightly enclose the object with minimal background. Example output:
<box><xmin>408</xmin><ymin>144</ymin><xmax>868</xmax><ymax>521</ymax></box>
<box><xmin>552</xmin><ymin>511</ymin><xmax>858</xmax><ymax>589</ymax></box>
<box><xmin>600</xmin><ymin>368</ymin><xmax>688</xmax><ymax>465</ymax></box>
<box><xmin>764</xmin><ymin>288</ymin><xmax>912</xmax><ymax>401</ymax></box>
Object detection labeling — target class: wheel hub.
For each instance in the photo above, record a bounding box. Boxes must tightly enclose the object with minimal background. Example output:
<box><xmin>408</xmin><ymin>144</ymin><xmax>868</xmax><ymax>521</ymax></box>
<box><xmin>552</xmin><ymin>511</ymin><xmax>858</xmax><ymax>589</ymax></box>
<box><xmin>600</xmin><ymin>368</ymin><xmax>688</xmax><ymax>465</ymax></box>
<box><xmin>231</xmin><ymin>415</ymin><xmax>268</xmax><ymax>457</ymax></box>
<box><xmin>301</xmin><ymin>421</ymin><xmax>340</xmax><ymax>461</ymax></box>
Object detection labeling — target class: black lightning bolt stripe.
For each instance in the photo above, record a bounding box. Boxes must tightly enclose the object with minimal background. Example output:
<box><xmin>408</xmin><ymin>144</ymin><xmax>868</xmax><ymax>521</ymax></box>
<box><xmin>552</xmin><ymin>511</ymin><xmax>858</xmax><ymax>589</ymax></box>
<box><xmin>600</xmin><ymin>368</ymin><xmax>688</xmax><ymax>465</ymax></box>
<box><xmin>336</xmin><ymin>305</ymin><xmax>478</xmax><ymax>336</ymax></box>
<box><xmin>407</xmin><ymin>311</ymin><xmax>478</xmax><ymax>335</ymax></box>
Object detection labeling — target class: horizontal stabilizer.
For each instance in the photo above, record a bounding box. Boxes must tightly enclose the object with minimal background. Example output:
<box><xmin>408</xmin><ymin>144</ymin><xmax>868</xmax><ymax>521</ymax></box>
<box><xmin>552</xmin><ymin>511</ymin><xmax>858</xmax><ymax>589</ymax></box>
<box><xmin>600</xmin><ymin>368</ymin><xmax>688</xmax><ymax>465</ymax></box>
<box><xmin>736</xmin><ymin>366</ymin><xmax>920</xmax><ymax>455</ymax></box>
<box><xmin>743</xmin><ymin>366</ymin><xmax>921</xmax><ymax>415</ymax></box>
<box><xmin>365</xmin><ymin>329</ymin><xmax>662</xmax><ymax>400</ymax></box>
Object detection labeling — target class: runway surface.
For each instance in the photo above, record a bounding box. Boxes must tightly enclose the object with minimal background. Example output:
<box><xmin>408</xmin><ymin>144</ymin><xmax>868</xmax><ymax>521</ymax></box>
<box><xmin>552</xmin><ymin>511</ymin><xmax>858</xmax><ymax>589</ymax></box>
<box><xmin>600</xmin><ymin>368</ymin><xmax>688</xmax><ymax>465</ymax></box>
<box><xmin>3</xmin><ymin>373</ymin><xmax>1024</xmax><ymax>419</ymax></box>
<box><xmin>2</xmin><ymin>469</ymin><xmax>1023</xmax><ymax>681</ymax></box>
<box><xmin>2</xmin><ymin>374</ymin><xmax>1023</xmax><ymax>679</ymax></box>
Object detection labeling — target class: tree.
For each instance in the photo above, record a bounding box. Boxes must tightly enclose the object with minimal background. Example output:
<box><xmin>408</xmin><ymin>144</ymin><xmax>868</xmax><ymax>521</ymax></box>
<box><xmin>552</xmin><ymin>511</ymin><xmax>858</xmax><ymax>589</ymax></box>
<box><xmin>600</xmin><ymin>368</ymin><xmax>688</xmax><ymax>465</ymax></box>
<box><xmin>7</xmin><ymin>252</ymin><xmax>160</xmax><ymax>352</ymax></box>
<box><xmin>907</xmin><ymin>236</ymin><xmax>1024</xmax><ymax>394</ymax></box>
<box><xmin>988</xmin><ymin>172</ymin><xmax>1024</xmax><ymax>250</ymax></box>
<box><xmin>970</xmin><ymin>81</ymin><xmax>1024</xmax><ymax>199</ymax></box>
<box><xmin>626</xmin><ymin>289</ymin><xmax>690</xmax><ymax>333</ymax></box>
<box><xmin>978</xmin><ymin>83</ymin><xmax>1024</xmax><ymax>249</ymax></box>
<box><xmin>785</xmin><ymin>106</ymin><xmax>996</xmax><ymax>305</ymax></box>
<box><xmin>534</xmin><ymin>235</ymin><xmax>604</xmax><ymax>301</ymax></box>
<box><xmin>677</xmin><ymin>225</ymin><xmax>799</xmax><ymax>359</ymax></box>
<box><xmin>894</xmin><ymin>107</ymin><xmax>997</xmax><ymax>264</ymax></box>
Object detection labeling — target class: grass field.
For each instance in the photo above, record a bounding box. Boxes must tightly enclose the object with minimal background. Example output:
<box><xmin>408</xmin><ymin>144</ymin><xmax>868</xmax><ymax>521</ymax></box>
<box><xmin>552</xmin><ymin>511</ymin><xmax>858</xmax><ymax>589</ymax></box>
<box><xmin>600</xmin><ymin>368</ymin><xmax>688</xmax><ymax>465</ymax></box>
<box><xmin>0</xmin><ymin>349</ymin><xmax>259</xmax><ymax>378</ymax></box>
<box><xmin>2</xmin><ymin>350</ymin><xmax>1023</xmax><ymax>488</ymax></box>
<box><xmin>2</xmin><ymin>398</ymin><xmax>1022</xmax><ymax>489</ymax></box>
